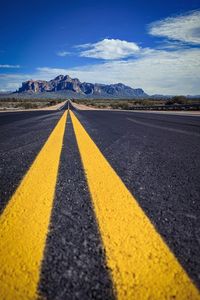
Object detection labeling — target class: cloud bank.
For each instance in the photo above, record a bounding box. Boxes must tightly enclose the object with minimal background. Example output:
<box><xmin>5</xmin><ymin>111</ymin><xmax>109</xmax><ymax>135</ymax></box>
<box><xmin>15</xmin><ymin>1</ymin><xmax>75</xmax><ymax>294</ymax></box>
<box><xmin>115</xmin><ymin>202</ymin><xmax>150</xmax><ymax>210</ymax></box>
<box><xmin>1</xmin><ymin>47</ymin><xmax>199</xmax><ymax>95</ymax></box>
<box><xmin>37</xmin><ymin>48</ymin><xmax>200</xmax><ymax>95</ymax></box>
<box><xmin>1</xmin><ymin>10</ymin><xmax>200</xmax><ymax>95</ymax></box>
<box><xmin>149</xmin><ymin>10</ymin><xmax>200</xmax><ymax>44</ymax></box>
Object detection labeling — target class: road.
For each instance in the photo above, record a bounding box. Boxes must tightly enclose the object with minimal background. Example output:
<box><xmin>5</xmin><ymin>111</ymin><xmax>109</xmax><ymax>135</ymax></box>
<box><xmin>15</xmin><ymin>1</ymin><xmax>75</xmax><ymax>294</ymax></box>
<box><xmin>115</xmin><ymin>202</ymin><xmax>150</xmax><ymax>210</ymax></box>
<box><xmin>0</xmin><ymin>101</ymin><xmax>200</xmax><ymax>299</ymax></box>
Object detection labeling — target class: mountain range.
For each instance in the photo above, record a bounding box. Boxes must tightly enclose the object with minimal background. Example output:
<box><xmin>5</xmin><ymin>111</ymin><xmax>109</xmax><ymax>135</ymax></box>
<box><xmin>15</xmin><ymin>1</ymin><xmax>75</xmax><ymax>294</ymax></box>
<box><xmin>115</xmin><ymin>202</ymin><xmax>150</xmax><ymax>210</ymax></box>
<box><xmin>16</xmin><ymin>75</ymin><xmax>148</xmax><ymax>98</ymax></box>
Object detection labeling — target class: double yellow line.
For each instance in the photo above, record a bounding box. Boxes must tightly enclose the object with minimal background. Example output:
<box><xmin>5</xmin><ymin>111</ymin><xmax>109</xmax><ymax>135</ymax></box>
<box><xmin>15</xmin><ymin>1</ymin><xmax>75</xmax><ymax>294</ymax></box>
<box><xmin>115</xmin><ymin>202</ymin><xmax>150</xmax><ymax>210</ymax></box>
<box><xmin>0</xmin><ymin>109</ymin><xmax>199</xmax><ymax>299</ymax></box>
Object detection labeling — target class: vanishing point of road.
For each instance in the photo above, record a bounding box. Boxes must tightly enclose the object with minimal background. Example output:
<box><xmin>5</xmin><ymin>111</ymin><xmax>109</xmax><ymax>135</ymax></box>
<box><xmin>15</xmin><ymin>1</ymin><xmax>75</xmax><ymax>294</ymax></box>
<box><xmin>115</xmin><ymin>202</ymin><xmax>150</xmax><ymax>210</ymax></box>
<box><xmin>0</xmin><ymin>101</ymin><xmax>200</xmax><ymax>299</ymax></box>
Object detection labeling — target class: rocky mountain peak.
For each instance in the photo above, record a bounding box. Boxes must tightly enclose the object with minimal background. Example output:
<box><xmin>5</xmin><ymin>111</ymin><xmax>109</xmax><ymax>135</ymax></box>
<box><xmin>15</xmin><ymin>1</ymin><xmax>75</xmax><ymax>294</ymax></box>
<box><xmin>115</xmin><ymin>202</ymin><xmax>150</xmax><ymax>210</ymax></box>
<box><xmin>54</xmin><ymin>75</ymin><xmax>65</xmax><ymax>81</ymax></box>
<box><xmin>17</xmin><ymin>75</ymin><xmax>148</xmax><ymax>98</ymax></box>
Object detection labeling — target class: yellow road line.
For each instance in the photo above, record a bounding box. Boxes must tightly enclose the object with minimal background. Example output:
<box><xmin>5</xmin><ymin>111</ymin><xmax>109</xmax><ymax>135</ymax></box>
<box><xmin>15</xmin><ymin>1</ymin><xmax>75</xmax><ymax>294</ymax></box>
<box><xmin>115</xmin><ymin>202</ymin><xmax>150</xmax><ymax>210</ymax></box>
<box><xmin>0</xmin><ymin>111</ymin><xmax>68</xmax><ymax>300</ymax></box>
<box><xmin>70</xmin><ymin>110</ymin><xmax>200</xmax><ymax>300</ymax></box>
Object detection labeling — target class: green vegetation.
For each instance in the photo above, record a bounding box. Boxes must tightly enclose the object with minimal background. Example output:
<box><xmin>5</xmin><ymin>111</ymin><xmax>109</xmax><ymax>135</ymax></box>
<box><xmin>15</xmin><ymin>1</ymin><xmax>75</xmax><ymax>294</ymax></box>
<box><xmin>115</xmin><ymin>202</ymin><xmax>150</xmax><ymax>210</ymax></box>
<box><xmin>72</xmin><ymin>98</ymin><xmax>165</xmax><ymax>109</ymax></box>
<box><xmin>0</xmin><ymin>98</ymin><xmax>65</xmax><ymax>110</ymax></box>
<box><xmin>72</xmin><ymin>98</ymin><xmax>164</xmax><ymax>109</ymax></box>
<box><xmin>72</xmin><ymin>97</ymin><xmax>200</xmax><ymax>110</ymax></box>
<box><xmin>165</xmin><ymin>96</ymin><xmax>199</xmax><ymax>105</ymax></box>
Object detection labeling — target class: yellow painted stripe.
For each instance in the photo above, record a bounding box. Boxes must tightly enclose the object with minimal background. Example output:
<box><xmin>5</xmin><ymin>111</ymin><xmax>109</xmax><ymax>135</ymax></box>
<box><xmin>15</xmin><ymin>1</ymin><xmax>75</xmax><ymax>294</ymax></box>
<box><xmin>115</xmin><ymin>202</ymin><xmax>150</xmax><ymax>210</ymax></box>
<box><xmin>0</xmin><ymin>111</ymin><xmax>67</xmax><ymax>300</ymax></box>
<box><xmin>70</xmin><ymin>110</ymin><xmax>200</xmax><ymax>300</ymax></box>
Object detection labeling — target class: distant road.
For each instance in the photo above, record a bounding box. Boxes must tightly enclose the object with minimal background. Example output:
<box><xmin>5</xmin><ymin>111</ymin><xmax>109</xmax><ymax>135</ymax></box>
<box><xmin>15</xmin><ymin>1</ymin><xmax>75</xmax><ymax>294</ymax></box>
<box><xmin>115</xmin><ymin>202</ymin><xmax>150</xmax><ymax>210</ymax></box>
<box><xmin>0</xmin><ymin>101</ymin><xmax>200</xmax><ymax>299</ymax></box>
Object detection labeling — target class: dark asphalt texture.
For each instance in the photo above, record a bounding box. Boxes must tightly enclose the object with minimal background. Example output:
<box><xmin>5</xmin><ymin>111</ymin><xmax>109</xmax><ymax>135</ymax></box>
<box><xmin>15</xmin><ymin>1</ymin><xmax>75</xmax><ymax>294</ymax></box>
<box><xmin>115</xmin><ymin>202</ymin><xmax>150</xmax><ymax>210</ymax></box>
<box><xmin>70</xmin><ymin>103</ymin><xmax>200</xmax><ymax>290</ymax></box>
<box><xmin>0</xmin><ymin>109</ymin><xmax>65</xmax><ymax>214</ymax></box>
<box><xmin>0</xmin><ymin>102</ymin><xmax>200</xmax><ymax>298</ymax></box>
<box><xmin>39</xmin><ymin>113</ymin><xmax>114</xmax><ymax>300</ymax></box>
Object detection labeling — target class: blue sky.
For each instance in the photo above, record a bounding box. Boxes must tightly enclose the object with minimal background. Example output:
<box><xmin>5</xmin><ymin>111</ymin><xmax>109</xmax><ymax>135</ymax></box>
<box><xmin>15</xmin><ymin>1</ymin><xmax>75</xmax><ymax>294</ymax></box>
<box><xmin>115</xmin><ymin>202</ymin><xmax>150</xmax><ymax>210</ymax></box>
<box><xmin>0</xmin><ymin>0</ymin><xmax>200</xmax><ymax>94</ymax></box>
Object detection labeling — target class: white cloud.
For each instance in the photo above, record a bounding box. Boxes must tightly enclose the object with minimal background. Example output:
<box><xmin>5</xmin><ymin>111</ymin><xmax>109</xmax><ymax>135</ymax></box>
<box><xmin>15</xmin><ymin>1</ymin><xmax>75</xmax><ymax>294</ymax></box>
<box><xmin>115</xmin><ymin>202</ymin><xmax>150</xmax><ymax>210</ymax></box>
<box><xmin>149</xmin><ymin>10</ymin><xmax>200</xmax><ymax>44</ymax></box>
<box><xmin>0</xmin><ymin>64</ymin><xmax>20</xmax><ymax>68</ymax></box>
<box><xmin>77</xmin><ymin>38</ymin><xmax>140</xmax><ymax>60</ymax></box>
<box><xmin>1</xmin><ymin>11</ymin><xmax>200</xmax><ymax>95</ymax></box>
<box><xmin>56</xmin><ymin>51</ymin><xmax>71</xmax><ymax>57</ymax></box>
<box><xmin>1</xmin><ymin>47</ymin><xmax>199</xmax><ymax>95</ymax></box>
<box><xmin>36</xmin><ymin>48</ymin><xmax>200</xmax><ymax>95</ymax></box>
<box><xmin>0</xmin><ymin>74</ymin><xmax>32</xmax><ymax>92</ymax></box>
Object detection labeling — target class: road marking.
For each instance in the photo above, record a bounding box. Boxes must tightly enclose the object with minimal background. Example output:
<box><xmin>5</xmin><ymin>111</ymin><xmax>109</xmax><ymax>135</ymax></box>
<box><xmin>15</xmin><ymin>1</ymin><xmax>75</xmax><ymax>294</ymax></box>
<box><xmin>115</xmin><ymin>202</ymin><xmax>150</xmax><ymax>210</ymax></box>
<box><xmin>70</xmin><ymin>110</ymin><xmax>200</xmax><ymax>300</ymax></box>
<box><xmin>127</xmin><ymin>117</ymin><xmax>200</xmax><ymax>137</ymax></box>
<box><xmin>0</xmin><ymin>111</ymin><xmax>68</xmax><ymax>300</ymax></box>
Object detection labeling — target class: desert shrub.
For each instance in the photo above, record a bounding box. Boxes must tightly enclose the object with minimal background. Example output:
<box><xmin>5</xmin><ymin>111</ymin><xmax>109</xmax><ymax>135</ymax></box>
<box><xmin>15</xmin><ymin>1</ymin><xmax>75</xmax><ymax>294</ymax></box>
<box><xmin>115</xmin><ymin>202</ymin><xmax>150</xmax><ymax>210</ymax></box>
<box><xmin>48</xmin><ymin>100</ymin><xmax>57</xmax><ymax>106</ymax></box>
<box><xmin>118</xmin><ymin>103</ymin><xmax>129</xmax><ymax>109</ymax></box>
<box><xmin>165</xmin><ymin>96</ymin><xmax>187</xmax><ymax>105</ymax></box>
<box><xmin>23</xmin><ymin>103</ymin><xmax>39</xmax><ymax>109</ymax></box>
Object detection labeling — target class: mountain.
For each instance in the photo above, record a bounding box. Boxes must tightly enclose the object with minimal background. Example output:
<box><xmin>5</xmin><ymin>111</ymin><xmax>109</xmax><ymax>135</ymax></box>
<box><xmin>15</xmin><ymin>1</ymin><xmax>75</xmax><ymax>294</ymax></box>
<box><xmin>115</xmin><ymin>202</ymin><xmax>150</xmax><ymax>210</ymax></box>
<box><xmin>16</xmin><ymin>75</ymin><xmax>148</xmax><ymax>98</ymax></box>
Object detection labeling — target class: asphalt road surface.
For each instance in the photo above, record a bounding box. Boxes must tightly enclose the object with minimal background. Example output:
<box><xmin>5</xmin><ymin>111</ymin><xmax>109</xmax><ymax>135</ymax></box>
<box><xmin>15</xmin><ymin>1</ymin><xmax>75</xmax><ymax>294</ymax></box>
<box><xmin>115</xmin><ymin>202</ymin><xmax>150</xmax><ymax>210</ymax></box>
<box><xmin>0</xmin><ymin>101</ymin><xmax>200</xmax><ymax>299</ymax></box>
